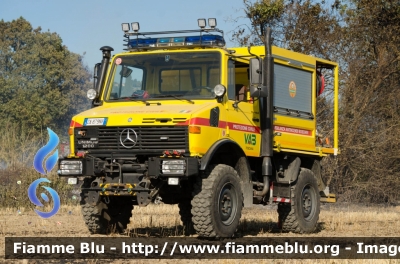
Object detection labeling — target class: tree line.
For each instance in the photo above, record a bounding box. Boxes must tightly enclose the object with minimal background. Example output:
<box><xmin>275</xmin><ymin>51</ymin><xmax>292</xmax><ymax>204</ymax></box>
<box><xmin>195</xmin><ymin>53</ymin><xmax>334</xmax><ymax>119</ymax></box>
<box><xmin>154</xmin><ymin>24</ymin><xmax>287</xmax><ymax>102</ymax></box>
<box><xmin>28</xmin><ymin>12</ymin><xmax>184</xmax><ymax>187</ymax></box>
<box><xmin>0</xmin><ymin>17</ymin><xmax>92</xmax><ymax>138</ymax></box>
<box><xmin>0</xmin><ymin>18</ymin><xmax>90</xmax><ymax>205</ymax></box>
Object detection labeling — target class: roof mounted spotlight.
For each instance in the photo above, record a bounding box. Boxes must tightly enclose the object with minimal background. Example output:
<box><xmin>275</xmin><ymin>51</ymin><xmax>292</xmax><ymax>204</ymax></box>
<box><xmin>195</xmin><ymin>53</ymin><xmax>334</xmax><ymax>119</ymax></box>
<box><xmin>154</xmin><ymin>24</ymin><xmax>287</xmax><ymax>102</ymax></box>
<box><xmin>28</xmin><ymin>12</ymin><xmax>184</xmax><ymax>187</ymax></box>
<box><xmin>197</xmin><ymin>18</ymin><xmax>206</xmax><ymax>29</ymax></box>
<box><xmin>122</xmin><ymin>23</ymin><xmax>130</xmax><ymax>33</ymax></box>
<box><xmin>131</xmin><ymin>22</ymin><xmax>140</xmax><ymax>32</ymax></box>
<box><xmin>208</xmin><ymin>18</ymin><xmax>217</xmax><ymax>29</ymax></box>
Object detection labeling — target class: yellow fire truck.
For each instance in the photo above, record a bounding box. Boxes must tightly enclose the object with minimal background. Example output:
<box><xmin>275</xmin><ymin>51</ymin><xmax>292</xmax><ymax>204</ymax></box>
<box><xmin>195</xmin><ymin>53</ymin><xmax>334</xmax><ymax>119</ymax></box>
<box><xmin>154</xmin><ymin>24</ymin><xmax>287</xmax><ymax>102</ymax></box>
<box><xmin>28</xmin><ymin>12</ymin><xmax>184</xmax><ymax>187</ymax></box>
<box><xmin>58</xmin><ymin>19</ymin><xmax>339</xmax><ymax>237</ymax></box>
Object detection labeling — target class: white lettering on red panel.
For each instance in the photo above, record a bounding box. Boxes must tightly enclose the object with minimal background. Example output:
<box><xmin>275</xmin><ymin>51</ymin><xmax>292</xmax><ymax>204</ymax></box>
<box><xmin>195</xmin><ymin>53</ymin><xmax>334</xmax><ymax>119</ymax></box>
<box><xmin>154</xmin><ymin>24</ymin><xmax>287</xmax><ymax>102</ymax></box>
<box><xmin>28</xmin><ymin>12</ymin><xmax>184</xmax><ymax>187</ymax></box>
<box><xmin>274</xmin><ymin>125</ymin><xmax>312</xmax><ymax>136</ymax></box>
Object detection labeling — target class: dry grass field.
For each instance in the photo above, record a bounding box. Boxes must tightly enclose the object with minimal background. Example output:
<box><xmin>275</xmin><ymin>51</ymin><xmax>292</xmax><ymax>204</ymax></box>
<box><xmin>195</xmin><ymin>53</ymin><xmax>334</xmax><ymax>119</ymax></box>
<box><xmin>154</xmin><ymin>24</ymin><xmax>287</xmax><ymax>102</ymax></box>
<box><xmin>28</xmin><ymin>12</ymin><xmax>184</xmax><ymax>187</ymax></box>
<box><xmin>1</xmin><ymin>203</ymin><xmax>400</xmax><ymax>264</ymax></box>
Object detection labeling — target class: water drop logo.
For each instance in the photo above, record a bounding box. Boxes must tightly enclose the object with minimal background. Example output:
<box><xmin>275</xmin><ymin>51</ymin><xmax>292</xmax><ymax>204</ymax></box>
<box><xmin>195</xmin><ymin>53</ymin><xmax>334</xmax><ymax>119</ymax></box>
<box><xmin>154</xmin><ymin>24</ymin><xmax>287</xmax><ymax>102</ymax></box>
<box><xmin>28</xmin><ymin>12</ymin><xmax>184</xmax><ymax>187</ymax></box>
<box><xmin>33</xmin><ymin>128</ymin><xmax>59</xmax><ymax>175</ymax></box>
<box><xmin>28</xmin><ymin>128</ymin><xmax>61</xmax><ymax>218</ymax></box>
<box><xmin>28</xmin><ymin>178</ymin><xmax>61</xmax><ymax>218</ymax></box>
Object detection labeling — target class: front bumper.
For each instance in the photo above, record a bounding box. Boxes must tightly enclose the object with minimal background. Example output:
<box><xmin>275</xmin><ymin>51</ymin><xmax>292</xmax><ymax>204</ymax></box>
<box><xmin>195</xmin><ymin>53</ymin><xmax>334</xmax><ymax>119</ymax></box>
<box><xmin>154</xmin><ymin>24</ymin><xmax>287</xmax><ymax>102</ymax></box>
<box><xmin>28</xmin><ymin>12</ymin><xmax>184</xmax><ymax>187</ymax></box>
<box><xmin>57</xmin><ymin>156</ymin><xmax>199</xmax><ymax>178</ymax></box>
<box><xmin>58</xmin><ymin>156</ymin><xmax>199</xmax><ymax>204</ymax></box>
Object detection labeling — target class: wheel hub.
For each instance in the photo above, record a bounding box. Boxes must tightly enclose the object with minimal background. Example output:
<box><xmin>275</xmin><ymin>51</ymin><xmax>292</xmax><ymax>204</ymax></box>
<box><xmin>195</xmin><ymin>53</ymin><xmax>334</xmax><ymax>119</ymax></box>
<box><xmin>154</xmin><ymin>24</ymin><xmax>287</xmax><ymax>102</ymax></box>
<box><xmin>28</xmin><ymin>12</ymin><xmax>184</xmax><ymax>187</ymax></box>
<box><xmin>218</xmin><ymin>183</ymin><xmax>237</xmax><ymax>225</ymax></box>
<box><xmin>221</xmin><ymin>194</ymin><xmax>232</xmax><ymax>214</ymax></box>
<box><xmin>301</xmin><ymin>186</ymin><xmax>314</xmax><ymax>220</ymax></box>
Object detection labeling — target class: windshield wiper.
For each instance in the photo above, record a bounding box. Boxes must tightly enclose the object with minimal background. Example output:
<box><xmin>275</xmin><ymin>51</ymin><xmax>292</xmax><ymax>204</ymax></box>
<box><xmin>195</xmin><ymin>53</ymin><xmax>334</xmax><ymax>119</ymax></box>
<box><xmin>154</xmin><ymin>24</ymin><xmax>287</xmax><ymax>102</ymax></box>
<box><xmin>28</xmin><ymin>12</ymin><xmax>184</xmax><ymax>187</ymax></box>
<box><xmin>153</xmin><ymin>94</ymin><xmax>195</xmax><ymax>104</ymax></box>
<box><xmin>108</xmin><ymin>97</ymin><xmax>149</xmax><ymax>104</ymax></box>
<box><xmin>108</xmin><ymin>97</ymin><xmax>161</xmax><ymax>105</ymax></box>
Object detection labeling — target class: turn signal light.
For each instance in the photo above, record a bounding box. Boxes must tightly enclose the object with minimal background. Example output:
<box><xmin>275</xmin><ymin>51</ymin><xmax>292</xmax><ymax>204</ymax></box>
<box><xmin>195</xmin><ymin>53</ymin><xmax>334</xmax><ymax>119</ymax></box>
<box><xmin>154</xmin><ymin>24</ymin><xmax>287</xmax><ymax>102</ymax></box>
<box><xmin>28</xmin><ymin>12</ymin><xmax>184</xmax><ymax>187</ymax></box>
<box><xmin>189</xmin><ymin>126</ymin><xmax>201</xmax><ymax>134</ymax></box>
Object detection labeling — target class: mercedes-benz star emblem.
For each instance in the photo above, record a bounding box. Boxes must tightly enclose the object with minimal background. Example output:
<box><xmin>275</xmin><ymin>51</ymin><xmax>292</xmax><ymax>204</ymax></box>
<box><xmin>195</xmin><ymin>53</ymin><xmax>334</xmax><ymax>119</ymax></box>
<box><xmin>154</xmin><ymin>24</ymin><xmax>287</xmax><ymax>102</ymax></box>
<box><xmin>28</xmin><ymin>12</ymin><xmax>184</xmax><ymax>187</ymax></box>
<box><xmin>120</xmin><ymin>128</ymin><xmax>138</xmax><ymax>148</ymax></box>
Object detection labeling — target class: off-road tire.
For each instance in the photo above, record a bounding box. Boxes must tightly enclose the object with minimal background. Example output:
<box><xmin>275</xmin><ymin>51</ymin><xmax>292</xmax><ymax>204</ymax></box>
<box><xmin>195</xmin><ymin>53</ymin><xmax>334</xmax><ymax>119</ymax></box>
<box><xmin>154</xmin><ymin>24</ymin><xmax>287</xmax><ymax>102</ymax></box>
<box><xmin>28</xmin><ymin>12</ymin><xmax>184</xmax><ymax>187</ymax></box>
<box><xmin>191</xmin><ymin>164</ymin><xmax>243</xmax><ymax>238</ymax></box>
<box><xmin>278</xmin><ymin>168</ymin><xmax>320</xmax><ymax>233</ymax></box>
<box><xmin>80</xmin><ymin>179</ymin><xmax>134</xmax><ymax>234</ymax></box>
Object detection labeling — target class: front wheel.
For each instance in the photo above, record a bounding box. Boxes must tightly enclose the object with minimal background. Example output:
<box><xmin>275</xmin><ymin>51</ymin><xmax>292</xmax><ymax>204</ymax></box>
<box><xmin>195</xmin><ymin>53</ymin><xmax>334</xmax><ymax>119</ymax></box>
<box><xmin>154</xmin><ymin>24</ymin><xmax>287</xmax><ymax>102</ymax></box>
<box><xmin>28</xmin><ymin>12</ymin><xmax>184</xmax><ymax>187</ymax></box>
<box><xmin>278</xmin><ymin>168</ymin><xmax>320</xmax><ymax>233</ymax></box>
<box><xmin>80</xmin><ymin>180</ymin><xmax>134</xmax><ymax>234</ymax></box>
<box><xmin>191</xmin><ymin>164</ymin><xmax>243</xmax><ymax>238</ymax></box>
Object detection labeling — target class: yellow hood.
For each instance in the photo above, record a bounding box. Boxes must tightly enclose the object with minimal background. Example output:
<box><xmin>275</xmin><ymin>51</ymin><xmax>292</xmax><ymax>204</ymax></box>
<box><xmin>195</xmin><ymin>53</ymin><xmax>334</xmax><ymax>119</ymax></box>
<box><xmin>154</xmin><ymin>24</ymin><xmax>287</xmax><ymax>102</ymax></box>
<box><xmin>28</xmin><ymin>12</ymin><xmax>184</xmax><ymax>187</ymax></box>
<box><xmin>72</xmin><ymin>101</ymin><xmax>216</xmax><ymax>127</ymax></box>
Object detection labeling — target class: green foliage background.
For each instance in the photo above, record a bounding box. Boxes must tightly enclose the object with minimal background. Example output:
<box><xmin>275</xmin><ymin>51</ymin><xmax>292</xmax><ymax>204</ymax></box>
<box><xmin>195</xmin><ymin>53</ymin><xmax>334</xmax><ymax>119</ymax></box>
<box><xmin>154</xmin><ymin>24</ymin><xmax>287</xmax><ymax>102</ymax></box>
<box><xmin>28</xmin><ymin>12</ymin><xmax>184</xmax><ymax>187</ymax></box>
<box><xmin>0</xmin><ymin>17</ymin><xmax>91</xmax><ymax>208</ymax></box>
<box><xmin>0</xmin><ymin>17</ymin><xmax>91</xmax><ymax>138</ymax></box>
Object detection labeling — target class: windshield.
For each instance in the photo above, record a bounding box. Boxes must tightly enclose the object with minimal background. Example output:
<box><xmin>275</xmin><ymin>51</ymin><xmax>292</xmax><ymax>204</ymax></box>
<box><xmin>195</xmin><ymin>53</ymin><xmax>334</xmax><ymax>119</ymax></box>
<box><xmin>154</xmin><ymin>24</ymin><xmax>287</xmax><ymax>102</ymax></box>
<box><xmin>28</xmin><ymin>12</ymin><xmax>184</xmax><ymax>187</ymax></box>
<box><xmin>105</xmin><ymin>51</ymin><xmax>221</xmax><ymax>101</ymax></box>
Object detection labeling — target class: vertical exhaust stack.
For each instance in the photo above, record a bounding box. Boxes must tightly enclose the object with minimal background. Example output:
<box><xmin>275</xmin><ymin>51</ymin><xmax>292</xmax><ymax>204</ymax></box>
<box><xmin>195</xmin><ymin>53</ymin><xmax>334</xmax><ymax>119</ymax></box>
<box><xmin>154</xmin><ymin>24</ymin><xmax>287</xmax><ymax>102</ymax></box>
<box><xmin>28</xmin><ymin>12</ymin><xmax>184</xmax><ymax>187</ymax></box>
<box><xmin>263</xmin><ymin>27</ymin><xmax>274</xmax><ymax>157</ymax></box>
<box><xmin>261</xmin><ymin>27</ymin><xmax>274</xmax><ymax>158</ymax></box>
<box><xmin>255</xmin><ymin>27</ymin><xmax>274</xmax><ymax>197</ymax></box>
<box><xmin>93</xmin><ymin>46</ymin><xmax>114</xmax><ymax>106</ymax></box>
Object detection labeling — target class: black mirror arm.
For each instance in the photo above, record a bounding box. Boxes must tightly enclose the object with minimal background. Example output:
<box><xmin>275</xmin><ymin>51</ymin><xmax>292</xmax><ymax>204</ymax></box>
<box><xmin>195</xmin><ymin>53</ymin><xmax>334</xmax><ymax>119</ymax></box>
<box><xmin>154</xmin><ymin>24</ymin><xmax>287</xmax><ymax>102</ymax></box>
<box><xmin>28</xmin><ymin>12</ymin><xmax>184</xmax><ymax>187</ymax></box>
<box><xmin>248</xmin><ymin>46</ymin><xmax>261</xmax><ymax>61</ymax></box>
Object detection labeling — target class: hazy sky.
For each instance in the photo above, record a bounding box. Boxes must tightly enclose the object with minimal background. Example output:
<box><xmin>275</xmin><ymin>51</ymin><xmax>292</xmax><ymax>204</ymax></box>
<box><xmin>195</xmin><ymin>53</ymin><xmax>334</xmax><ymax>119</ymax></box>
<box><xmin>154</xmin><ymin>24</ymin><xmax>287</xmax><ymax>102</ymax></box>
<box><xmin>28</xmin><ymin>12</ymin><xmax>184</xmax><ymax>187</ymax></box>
<box><xmin>1</xmin><ymin>0</ymin><xmax>248</xmax><ymax>70</ymax></box>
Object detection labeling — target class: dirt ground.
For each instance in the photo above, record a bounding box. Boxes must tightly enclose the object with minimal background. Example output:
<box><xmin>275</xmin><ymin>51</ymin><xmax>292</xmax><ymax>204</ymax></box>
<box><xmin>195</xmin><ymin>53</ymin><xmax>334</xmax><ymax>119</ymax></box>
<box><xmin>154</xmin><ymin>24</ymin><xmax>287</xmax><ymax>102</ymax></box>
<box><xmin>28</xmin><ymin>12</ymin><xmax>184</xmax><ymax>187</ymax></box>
<box><xmin>1</xmin><ymin>203</ymin><xmax>400</xmax><ymax>264</ymax></box>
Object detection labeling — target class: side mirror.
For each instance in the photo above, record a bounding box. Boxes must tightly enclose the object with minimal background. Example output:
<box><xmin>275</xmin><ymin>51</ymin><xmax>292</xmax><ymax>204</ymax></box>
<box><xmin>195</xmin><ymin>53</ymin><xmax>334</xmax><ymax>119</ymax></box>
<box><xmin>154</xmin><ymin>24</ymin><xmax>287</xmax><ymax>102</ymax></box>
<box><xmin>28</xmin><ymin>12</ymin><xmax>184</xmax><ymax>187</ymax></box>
<box><xmin>249</xmin><ymin>58</ymin><xmax>267</xmax><ymax>97</ymax></box>
<box><xmin>249</xmin><ymin>58</ymin><xmax>262</xmax><ymax>86</ymax></box>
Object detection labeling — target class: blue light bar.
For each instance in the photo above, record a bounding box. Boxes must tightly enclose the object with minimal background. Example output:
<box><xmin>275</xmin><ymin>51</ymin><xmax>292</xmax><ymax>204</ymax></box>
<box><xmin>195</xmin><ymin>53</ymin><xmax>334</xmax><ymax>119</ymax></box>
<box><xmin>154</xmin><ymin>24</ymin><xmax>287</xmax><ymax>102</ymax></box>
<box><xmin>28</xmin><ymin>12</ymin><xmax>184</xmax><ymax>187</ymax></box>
<box><xmin>144</xmin><ymin>38</ymin><xmax>157</xmax><ymax>46</ymax></box>
<box><xmin>201</xmin><ymin>35</ymin><xmax>225</xmax><ymax>46</ymax></box>
<box><xmin>186</xmin><ymin>35</ymin><xmax>225</xmax><ymax>46</ymax></box>
<box><xmin>158</xmin><ymin>38</ymin><xmax>170</xmax><ymax>43</ymax></box>
<box><xmin>157</xmin><ymin>37</ymin><xmax>187</xmax><ymax>47</ymax></box>
<box><xmin>185</xmin><ymin>36</ymin><xmax>201</xmax><ymax>46</ymax></box>
<box><xmin>157</xmin><ymin>38</ymin><xmax>171</xmax><ymax>47</ymax></box>
<box><xmin>172</xmin><ymin>37</ymin><xmax>185</xmax><ymax>46</ymax></box>
<box><xmin>128</xmin><ymin>35</ymin><xmax>225</xmax><ymax>49</ymax></box>
<box><xmin>129</xmin><ymin>38</ymin><xmax>157</xmax><ymax>48</ymax></box>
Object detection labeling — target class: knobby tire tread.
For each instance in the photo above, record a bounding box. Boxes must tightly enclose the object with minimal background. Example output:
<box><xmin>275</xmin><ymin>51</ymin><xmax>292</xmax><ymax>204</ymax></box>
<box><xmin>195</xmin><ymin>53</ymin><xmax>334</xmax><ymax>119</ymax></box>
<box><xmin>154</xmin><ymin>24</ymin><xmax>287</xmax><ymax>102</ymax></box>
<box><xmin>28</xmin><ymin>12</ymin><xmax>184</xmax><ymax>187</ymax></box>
<box><xmin>278</xmin><ymin>168</ymin><xmax>320</xmax><ymax>234</ymax></box>
<box><xmin>191</xmin><ymin>164</ymin><xmax>243</xmax><ymax>238</ymax></box>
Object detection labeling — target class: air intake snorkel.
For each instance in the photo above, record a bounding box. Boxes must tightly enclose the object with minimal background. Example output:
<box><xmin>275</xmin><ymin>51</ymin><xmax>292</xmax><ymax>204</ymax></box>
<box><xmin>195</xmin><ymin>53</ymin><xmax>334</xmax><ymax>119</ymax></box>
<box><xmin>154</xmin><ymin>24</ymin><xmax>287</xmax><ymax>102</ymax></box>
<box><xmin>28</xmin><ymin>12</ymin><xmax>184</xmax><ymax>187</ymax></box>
<box><xmin>92</xmin><ymin>46</ymin><xmax>114</xmax><ymax>107</ymax></box>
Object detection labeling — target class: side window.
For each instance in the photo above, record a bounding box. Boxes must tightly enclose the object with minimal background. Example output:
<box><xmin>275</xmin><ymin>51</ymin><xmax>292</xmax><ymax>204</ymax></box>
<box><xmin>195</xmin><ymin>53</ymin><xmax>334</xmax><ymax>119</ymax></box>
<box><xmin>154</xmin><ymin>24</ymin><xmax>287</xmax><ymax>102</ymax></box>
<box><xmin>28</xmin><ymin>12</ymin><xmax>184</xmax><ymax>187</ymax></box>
<box><xmin>228</xmin><ymin>59</ymin><xmax>235</xmax><ymax>100</ymax></box>
<box><xmin>235</xmin><ymin>66</ymin><xmax>249</xmax><ymax>102</ymax></box>
<box><xmin>110</xmin><ymin>65</ymin><xmax>144</xmax><ymax>99</ymax></box>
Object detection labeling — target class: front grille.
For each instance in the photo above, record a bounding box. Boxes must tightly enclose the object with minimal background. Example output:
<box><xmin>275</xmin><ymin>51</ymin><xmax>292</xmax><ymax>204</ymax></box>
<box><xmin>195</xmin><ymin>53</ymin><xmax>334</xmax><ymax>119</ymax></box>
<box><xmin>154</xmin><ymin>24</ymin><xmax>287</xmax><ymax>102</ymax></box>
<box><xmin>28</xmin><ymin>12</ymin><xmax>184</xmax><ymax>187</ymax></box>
<box><xmin>96</xmin><ymin>126</ymin><xmax>188</xmax><ymax>152</ymax></box>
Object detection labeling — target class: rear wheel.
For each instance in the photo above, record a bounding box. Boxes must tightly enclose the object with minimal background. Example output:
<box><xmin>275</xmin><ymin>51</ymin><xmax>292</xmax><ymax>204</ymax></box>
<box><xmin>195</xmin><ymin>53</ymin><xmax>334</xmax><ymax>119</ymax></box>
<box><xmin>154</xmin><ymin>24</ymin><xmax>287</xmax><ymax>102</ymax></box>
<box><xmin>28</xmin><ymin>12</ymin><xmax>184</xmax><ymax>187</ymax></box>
<box><xmin>278</xmin><ymin>168</ymin><xmax>320</xmax><ymax>233</ymax></box>
<box><xmin>191</xmin><ymin>164</ymin><xmax>243</xmax><ymax>237</ymax></box>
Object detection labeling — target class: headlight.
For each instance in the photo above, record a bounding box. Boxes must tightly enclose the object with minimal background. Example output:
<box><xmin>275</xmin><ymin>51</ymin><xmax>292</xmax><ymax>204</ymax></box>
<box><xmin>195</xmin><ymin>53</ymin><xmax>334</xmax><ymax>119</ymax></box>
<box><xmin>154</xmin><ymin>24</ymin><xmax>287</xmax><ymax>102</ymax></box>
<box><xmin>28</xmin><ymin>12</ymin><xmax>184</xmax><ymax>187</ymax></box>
<box><xmin>162</xmin><ymin>160</ymin><xmax>186</xmax><ymax>175</ymax></box>
<box><xmin>58</xmin><ymin>160</ymin><xmax>82</xmax><ymax>176</ymax></box>
<box><xmin>87</xmin><ymin>89</ymin><xmax>97</xmax><ymax>100</ymax></box>
<box><xmin>214</xmin><ymin>84</ymin><xmax>226</xmax><ymax>97</ymax></box>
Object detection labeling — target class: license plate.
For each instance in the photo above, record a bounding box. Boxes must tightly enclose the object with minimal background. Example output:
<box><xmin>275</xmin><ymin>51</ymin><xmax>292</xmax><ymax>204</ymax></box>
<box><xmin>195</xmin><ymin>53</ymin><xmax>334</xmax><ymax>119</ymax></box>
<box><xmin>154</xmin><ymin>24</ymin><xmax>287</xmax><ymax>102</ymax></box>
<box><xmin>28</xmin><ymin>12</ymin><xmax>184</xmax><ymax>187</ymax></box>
<box><xmin>83</xmin><ymin>118</ymin><xmax>107</xmax><ymax>126</ymax></box>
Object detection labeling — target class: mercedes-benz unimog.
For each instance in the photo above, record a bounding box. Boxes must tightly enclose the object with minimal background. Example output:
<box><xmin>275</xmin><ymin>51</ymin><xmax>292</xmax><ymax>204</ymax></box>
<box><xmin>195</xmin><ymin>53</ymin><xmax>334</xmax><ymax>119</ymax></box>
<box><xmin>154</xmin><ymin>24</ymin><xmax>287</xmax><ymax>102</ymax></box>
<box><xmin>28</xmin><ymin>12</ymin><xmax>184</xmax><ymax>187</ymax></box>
<box><xmin>58</xmin><ymin>19</ymin><xmax>339</xmax><ymax>237</ymax></box>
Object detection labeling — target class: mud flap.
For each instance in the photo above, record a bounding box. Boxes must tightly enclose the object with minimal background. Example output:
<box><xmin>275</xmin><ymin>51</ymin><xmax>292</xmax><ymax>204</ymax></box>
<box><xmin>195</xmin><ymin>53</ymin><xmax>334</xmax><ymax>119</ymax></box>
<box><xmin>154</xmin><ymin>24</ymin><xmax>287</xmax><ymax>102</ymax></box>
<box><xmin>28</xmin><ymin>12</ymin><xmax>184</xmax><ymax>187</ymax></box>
<box><xmin>311</xmin><ymin>159</ymin><xmax>326</xmax><ymax>192</ymax></box>
<box><xmin>277</xmin><ymin>156</ymin><xmax>301</xmax><ymax>183</ymax></box>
